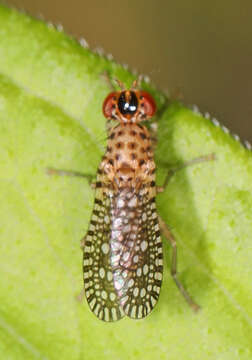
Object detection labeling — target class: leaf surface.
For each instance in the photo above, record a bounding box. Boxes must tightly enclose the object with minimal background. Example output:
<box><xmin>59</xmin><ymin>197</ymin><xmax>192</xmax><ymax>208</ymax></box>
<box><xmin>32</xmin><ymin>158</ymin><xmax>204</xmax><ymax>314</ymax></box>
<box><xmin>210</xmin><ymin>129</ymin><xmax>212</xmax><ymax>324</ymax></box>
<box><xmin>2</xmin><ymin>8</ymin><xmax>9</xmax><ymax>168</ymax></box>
<box><xmin>0</xmin><ymin>5</ymin><xmax>251</xmax><ymax>360</ymax></box>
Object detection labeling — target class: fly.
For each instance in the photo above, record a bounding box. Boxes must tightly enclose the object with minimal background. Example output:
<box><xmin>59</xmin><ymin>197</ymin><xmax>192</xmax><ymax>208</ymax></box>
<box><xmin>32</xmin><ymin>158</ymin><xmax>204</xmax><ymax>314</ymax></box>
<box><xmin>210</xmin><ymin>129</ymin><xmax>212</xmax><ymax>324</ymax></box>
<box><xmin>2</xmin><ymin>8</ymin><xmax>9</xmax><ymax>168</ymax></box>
<box><xmin>81</xmin><ymin>78</ymin><xmax>213</xmax><ymax>321</ymax></box>
<box><xmin>48</xmin><ymin>77</ymin><xmax>214</xmax><ymax>322</ymax></box>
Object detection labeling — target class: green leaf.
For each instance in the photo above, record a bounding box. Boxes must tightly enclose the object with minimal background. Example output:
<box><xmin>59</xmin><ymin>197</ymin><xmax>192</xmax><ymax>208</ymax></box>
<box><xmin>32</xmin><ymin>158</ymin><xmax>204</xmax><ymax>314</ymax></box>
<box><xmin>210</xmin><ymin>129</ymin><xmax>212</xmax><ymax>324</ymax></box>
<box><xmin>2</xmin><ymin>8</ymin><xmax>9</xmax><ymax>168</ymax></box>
<box><xmin>0</xmin><ymin>5</ymin><xmax>251</xmax><ymax>360</ymax></box>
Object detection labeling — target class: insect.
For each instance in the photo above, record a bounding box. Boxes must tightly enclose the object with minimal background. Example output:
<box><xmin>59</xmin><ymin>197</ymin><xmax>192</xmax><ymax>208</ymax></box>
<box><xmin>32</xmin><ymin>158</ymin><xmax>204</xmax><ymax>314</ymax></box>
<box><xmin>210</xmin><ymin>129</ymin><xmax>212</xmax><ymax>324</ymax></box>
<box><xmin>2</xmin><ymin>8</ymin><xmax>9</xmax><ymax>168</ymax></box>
<box><xmin>81</xmin><ymin>78</ymin><xmax>207</xmax><ymax>321</ymax></box>
<box><xmin>48</xmin><ymin>76</ymin><xmax>213</xmax><ymax>321</ymax></box>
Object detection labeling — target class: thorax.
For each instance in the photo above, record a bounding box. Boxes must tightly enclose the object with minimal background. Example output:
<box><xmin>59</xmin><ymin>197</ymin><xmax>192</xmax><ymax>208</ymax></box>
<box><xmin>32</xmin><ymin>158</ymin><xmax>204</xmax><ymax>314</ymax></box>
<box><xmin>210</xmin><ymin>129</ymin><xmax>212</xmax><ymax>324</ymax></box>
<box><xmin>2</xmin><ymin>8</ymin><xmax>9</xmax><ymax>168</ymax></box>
<box><xmin>100</xmin><ymin>123</ymin><xmax>156</xmax><ymax>190</ymax></box>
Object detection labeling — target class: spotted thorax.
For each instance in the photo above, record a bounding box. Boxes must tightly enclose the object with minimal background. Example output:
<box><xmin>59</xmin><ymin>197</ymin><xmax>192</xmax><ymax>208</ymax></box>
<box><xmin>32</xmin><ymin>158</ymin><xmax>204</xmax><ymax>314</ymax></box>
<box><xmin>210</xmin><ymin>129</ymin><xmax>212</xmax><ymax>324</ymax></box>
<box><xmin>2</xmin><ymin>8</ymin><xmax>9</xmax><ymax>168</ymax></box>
<box><xmin>82</xmin><ymin>78</ymin><xmax>204</xmax><ymax>321</ymax></box>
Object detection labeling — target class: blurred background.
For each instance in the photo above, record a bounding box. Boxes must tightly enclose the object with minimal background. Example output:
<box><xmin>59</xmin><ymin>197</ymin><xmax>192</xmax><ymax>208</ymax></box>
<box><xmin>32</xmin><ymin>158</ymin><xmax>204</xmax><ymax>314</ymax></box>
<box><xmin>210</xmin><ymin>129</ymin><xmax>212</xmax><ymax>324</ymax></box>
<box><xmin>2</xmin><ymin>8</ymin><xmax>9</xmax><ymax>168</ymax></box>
<box><xmin>7</xmin><ymin>0</ymin><xmax>252</xmax><ymax>142</ymax></box>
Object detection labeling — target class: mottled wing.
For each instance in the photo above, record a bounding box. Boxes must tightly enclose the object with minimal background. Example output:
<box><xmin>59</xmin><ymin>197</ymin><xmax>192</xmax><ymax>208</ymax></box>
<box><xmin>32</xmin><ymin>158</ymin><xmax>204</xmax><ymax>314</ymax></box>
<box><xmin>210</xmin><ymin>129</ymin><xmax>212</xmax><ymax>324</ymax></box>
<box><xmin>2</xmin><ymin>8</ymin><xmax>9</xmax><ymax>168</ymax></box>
<box><xmin>116</xmin><ymin>193</ymin><xmax>163</xmax><ymax>319</ymax></box>
<box><xmin>83</xmin><ymin>186</ymin><xmax>124</xmax><ymax>322</ymax></box>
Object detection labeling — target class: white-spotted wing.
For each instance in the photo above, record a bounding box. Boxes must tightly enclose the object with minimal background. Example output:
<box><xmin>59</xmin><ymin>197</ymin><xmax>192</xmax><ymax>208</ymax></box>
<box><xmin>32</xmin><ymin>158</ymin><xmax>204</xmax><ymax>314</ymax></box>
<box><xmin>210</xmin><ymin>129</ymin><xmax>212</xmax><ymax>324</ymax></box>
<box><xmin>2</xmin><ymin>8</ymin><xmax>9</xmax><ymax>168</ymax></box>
<box><xmin>83</xmin><ymin>185</ymin><xmax>124</xmax><ymax>322</ymax></box>
<box><xmin>83</xmin><ymin>185</ymin><xmax>163</xmax><ymax>321</ymax></box>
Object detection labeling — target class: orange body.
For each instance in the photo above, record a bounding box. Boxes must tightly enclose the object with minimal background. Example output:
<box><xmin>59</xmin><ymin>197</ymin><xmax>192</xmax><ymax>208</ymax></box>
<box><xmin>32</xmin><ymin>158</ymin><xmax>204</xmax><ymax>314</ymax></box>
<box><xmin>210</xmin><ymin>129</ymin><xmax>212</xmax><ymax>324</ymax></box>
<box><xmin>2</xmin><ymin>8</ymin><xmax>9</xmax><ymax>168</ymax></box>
<box><xmin>101</xmin><ymin>123</ymin><xmax>156</xmax><ymax>193</ymax></box>
<box><xmin>83</xmin><ymin>87</ymin><xmax>162</xmax><ymax>321</ymax></box>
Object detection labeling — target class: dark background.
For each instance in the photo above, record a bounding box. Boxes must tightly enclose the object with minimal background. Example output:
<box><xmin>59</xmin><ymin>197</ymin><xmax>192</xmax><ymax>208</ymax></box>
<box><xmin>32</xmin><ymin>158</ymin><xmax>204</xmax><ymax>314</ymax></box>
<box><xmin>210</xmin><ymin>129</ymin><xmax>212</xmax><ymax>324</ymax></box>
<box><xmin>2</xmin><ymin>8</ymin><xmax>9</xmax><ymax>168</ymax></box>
<box><xmin>7</xmin><ymin>0</ymin><xmax>252</xmax><ymax>142</ymax></box>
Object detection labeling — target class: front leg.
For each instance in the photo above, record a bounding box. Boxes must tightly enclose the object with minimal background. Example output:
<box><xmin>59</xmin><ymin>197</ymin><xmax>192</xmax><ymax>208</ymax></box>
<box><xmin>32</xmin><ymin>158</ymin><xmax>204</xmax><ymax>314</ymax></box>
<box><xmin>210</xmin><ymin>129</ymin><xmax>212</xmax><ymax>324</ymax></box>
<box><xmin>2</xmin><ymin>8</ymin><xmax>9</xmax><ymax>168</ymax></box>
<box><xmin>157</xmin><ymin>153</ymin><xmax>216</xmax><ymax>192</ymax></box>
<box><xmin>46</xmin><ymin>167</ymin><xmax>96</xmax><ymax>188</ymax></box>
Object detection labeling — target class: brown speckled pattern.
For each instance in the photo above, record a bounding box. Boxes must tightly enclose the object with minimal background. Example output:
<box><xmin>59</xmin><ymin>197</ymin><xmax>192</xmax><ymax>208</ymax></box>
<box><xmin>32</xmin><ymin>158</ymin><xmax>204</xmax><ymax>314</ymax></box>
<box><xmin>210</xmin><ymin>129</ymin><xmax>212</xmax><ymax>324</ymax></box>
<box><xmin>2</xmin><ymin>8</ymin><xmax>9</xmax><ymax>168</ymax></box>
<box><xmin>83</xmin><ymin>89</ymin><xmax>163</xmax><ymax>321</ymax></box>
<box><xmin>101</xmin><ymin>123</ymin><xmax>156</xmax><ymax>191</ymax></box>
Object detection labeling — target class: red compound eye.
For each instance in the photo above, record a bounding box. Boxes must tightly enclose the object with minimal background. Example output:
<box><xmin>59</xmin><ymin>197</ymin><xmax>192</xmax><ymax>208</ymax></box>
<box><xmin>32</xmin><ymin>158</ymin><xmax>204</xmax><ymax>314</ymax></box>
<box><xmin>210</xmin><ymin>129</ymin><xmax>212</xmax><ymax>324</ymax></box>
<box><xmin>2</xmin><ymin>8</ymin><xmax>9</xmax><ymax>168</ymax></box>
<box><xmin>139</xmin><ymin>91</ymin><xmax>156</xmax><ymax>118</ymax></box>
<box><xmin>102</xmin><ymin>92</ymin><xmax>118</xmax><ymax>119</ymax></box>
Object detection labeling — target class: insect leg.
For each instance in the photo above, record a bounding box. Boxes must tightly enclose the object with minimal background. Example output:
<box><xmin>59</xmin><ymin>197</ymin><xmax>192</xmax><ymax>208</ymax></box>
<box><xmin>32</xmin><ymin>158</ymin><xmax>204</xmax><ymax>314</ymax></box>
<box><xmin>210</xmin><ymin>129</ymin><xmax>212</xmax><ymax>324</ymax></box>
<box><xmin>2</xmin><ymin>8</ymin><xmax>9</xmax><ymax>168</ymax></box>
<box><xmin>76</xmin><ymin>287</ymin><xmax>85</xmax><ymax>302</ymax></box>
<box><xmin>74</xmin><ymin>235</ymin><xmax>87</xmax><ymax>302</ymax></box>
<box><xmin>158</xmin><ymin>215</ymin><xmax>200</xmax><ymax>313</ymax></box>
<box><xmin>46</xmin><ymin>167</ymin><xmax>96</xmax><ymax>187</ymax></box>
<box><xmin>157</xmin><ymin>153</ymin><xmax>216</xmax><ymax>192</ymax></box>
